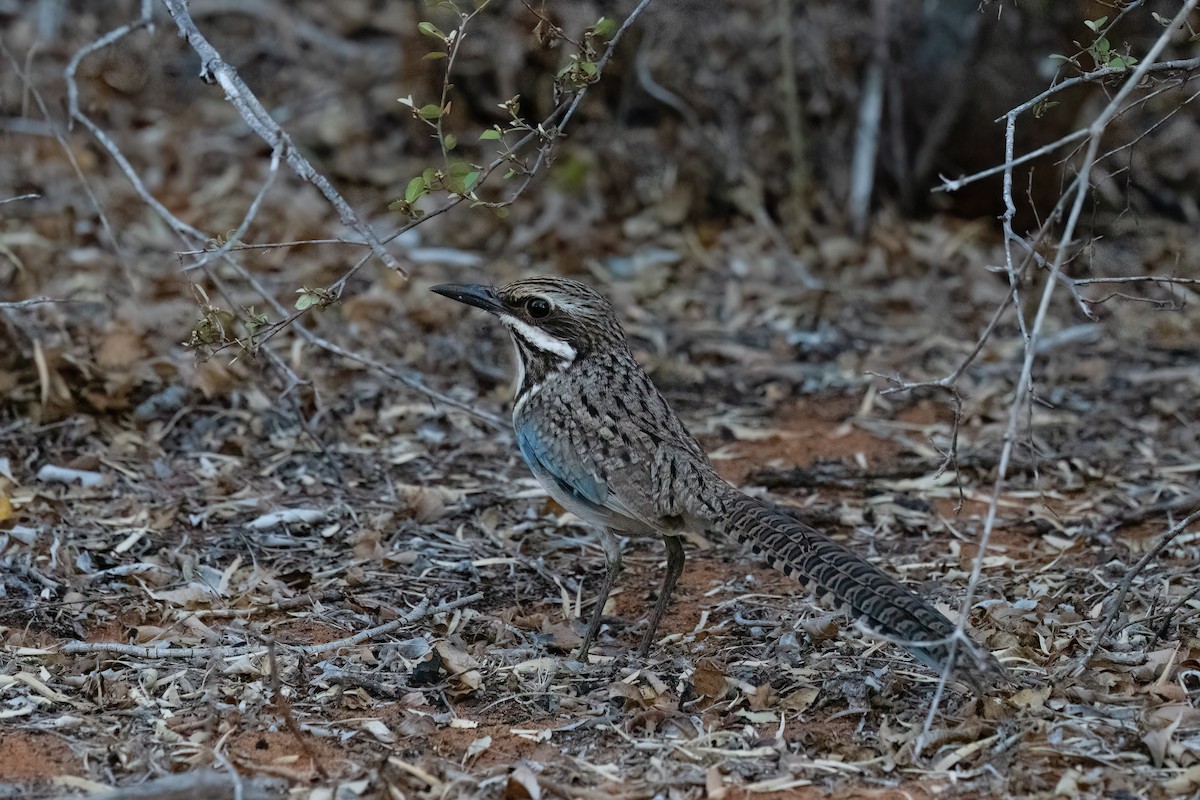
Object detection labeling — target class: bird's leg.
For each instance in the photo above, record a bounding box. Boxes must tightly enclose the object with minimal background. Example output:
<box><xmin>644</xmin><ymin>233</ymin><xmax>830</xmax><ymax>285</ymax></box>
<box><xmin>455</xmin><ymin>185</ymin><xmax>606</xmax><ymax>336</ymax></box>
<box><xmin>577</xmin><ymin>527</ymin><xmax>622</xmax><ymax>662</ymax></box>
<box><xmin>638</xmin><ymin>534</ymin><xmax>686</xmax><ymax>657</ymax></box>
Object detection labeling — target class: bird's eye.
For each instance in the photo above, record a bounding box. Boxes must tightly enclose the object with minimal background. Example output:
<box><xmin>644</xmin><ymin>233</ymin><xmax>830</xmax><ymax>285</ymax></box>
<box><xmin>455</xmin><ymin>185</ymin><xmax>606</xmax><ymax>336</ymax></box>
<box><xmin>526</xmin><ymin>297</ymin><xmax>551</xmax><ymax>319</ymax></box>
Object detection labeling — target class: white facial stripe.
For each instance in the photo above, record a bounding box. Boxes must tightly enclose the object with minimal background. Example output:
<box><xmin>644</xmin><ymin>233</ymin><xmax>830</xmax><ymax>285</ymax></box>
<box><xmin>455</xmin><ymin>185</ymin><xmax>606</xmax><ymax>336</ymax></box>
<box><xmin>512</xmin><ymin>382</ymin><xmax>541</xmax><ymax>417</ymax></box>
<box><xmin>511</xmin><ymin>337</ymin><xmax>526</xmax><ymax>396</ymax></box>
<box><xmin>503</xmin><ymin>318</ymin><xmax>576</xmax><ymax>362</ymax></box>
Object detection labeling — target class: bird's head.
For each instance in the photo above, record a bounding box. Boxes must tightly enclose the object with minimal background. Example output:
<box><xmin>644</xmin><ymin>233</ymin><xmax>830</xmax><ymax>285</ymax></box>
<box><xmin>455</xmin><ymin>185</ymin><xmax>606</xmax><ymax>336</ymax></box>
<box><xmin>431</xmin><ymin>277</ymin><xmax>626</xmax><ymax>368</ymax></box>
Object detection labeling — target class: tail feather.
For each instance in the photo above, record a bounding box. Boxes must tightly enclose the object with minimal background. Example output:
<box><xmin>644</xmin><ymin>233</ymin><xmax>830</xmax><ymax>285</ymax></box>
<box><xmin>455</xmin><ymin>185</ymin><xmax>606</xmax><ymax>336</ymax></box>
<box><xmin>707</xmin><ymin>488</ymin><xmax>1005</xmax><ymax>686</ymax></box>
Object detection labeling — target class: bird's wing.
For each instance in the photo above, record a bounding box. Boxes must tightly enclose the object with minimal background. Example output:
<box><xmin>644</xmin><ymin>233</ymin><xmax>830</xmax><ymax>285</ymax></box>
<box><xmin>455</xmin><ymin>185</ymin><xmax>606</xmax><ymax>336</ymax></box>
<box><xmin>516</xmin><ymin>420</ymin><xmax>651</xmax><ymax>532</ymax></box>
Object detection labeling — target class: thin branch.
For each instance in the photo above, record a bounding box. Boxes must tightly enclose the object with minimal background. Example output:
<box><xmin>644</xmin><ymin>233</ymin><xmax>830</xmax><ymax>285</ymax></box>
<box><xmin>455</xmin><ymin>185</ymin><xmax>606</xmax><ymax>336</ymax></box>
<box><xmin>182</xmin><ymin>139</ymin><xmax>285</xmax><ymax>278</ymax></box>
<box><xmin>176</xmin><ymin>238</ymin><xmax>361</xmax><ymax>257</ymax></box>
<box><xmin>0</xmin><ymin>38</ymin><xmax>123</xmax><ymax>259</ymax></box>
<box><xmin>1072</xmin><ymin>275</ymin><xmax>1200</xmax><ymax>286</ymax></box>
<box><xmin>58</xmin><ymin>6</ymin><xmax>505</xmax><ymax>422</ymax></box>
<box><xmin>964</xmin><ymin>0</ymin><xmax>1200</xmax><ymax>661</ymax></box>
<box><xmin>938</xmin><ymin>58</ymin><xmax>1200</xmax><ymax>194</ymax></box>
<box><xmin>0</xmin><ymin>297</ymin><xmax>69</xmax><ymax>309</ymax></box>
<box><xmin>158</xmin><ymin>0</ymin><xmax>402</xmax><ymax>274</ymax></box>
<box><xmin>326</xmin><ymin>0</ymin><xmax>656</xmax><ymax>297</ymax></box>
<box><xmin>297</xmin><ymin>329</ymin><xmax>507</xmax><ymax>430</ymax></box>
<box><xmin>1076</xmin><ymin>507</ymin><xmax>1200</xmax><ymax>672</ymax></box>
<box><xmin>59</xmin><ymin>592</ymin><xmax>483</xmax><ymax>659</ymax></box>
<box><xmin>0</xmin><ymin>193</ymin><xmax>40</xmax><ymax>207</ymax></box>
<box><xmin>1004</xmin><ymin>56</ymin><xmax>1200</xmax><ymax>121</ymax></box>
<box><xmin>877</xmin><ymin>294</ymin><xmax>1012</xmax><ymax>395</ymax></box>
<box><xmin>64</xmin><ymin>6</ymin><xmax>201</xmax><ymax>246</ymax></box>
<box><xmin>914</xmin><ymin>0</ymin><xmax>1200</xmax><ymax>750</ymax></box>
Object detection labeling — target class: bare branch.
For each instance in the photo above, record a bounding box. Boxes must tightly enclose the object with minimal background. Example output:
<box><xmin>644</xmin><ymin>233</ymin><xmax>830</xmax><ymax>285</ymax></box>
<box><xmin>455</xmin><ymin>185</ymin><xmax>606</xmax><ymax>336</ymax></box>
<box><xmin>1004</xmin><ymin>56</ymin><xmax>1200</xmax><ymax>122</ymax></box>
<box><xmin>0</xmin><ymin>193</ymin><xmax>40</xmax><ymax>207</ymax></box>
<box><xmin>938</xmin><ymin>58</ymin><xmax>1200</xmax><ymax>194</ymax></box>
<box><xmin>175</xmin><ymin>239</ymin><xmax>360</xmax><ymax>257</ymax></box>
<box><xmin>0</xmin><ymin>297</ymin><xmax>67</xmax><ymax>309</ymax></box>
<box><xmin>1076</xmin><ymin>507</ymin><xmax>1200</xmax><ymax>673</ymax></box>
<box><xmin>1075</xmin><ymin>274</ymin><xmax>1200</xmax><ymax>286</ymax></box>
<box><xmin>60</xmin><ymin>592</ymin><xmax>483</xmax><ymax>659</ymax></box>
<box><xmin>966</xmin><ymin>0</ymin><xmax>1200</xmax><ymax>664</ymax></box>
<box><xmin>915</xmin><ymin>0</ymin><xmax>1200</xmax><ymax>752</ymax></box>
<box><xmin>158</xmin><ymin>0</ymin><xmax>402</xmax><ymax>274</ymax></box>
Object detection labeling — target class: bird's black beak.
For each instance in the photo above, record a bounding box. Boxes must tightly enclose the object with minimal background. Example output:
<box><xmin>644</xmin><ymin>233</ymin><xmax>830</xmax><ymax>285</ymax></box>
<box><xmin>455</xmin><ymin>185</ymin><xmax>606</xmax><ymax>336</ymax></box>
<box><xmin>430</xmin><ymin>283</ymin><xmax>504</xmax><ymax>315</ymax></box>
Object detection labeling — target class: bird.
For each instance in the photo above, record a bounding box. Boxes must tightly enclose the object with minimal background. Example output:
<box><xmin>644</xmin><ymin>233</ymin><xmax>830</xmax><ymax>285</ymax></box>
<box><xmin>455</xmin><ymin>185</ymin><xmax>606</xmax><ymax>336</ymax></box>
<box><xmin>432</xmin><ymin>276</ymin><xmax>1005</xmax><ymax>687</ymax></box>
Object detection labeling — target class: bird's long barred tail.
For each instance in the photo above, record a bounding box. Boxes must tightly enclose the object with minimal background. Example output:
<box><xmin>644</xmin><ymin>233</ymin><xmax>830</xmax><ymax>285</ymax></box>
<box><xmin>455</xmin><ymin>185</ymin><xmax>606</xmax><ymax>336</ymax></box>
<box><xmin>710</xmin><ymin>488</ymin><xmax>1002</xmax><ymax>684</ymax></box>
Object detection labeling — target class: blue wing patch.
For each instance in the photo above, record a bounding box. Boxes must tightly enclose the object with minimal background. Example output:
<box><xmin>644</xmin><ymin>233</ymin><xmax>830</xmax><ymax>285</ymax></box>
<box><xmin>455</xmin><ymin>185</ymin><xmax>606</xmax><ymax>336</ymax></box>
<box><xmin>516</xmin><ymin>423</ymin><xmax>606</xmax><ymax>508</ymax></box>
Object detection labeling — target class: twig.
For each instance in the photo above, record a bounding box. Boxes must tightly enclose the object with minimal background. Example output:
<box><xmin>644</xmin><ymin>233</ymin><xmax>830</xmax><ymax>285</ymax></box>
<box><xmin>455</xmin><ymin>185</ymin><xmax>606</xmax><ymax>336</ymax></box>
<box><xmin>963</xmin><ymin>0</ymin><xmax>1200</xmax><ymax>677</ymax></box>
<box><xmin>520</xmin><ymin>1</ymin><xmax>582</xmax><ymax>48</ymax></box>
<box><xmin>0</xmin><ymin>193</ymin><xmax>40</xmax><ymax>207</ymax></box>
<box><xmin>60</xmin><ymin>593</ymin><xmax>483</xmax><ymax>659</ymax></box>
<box><xmin>1073</xmin><ymin>275</ymin><xmax>1200</xmax><ymax>286</ymax></box>
<box><xmin>264</xmin><ymin>636</ymin><xmax>328</xmax><ymax>779</ymax></box>
<box><xmin>58</xmin><ymin>5</ymin><xmax>504</xmax><ymax>422</ymax></box>
<box><xmin>293</xmin><ymin>331</ymin><xmax>508</xmax><ymax>430</ymax></box>
<box><xmin>262</xmin><ymin>0</ymin><xmax>657</xmax><ymax>333</ymax></box>
<box><xmin>90</xmin><ymin>770</ymin><xmax>278</xmax><ymax>800</ymax></box>
<box><xmin>916</xmin><ymin>0</ymin><xmax>1200</xmax><ymax>750</ymax></box>
<box><xmin>327</xmin><ymin>0</ymin><xmax>657</xmax><ymax>299</ymax></box>
<box><xmin>175</xmin><ymin>238</ymin><xmax>361</xmax><ymax>257</ymax></box>
<box><xmin>158</xmin><ymin>0</ymin><xmax>401</xmax><ymax>274</ymax></box>
<box><xmin>0</xmin><ymin>39</ymin><xmax>121</xmax><ymax>261</ymax></box>
<box><xmin>1075</xmin><ymin>506</ymin><xmax>1200</xmax><ymax>672</ymax></box>
<box><xmin>179</xmin><ymin>140</ymin><xmax>284</xmax><ymax>276</ymax></box>
<box><xmin>295</xmin><ymin>592</ymin><xmax>480</xmax><ymax>654</ymax></box>
<box><xmin>1007</xmin><ymin>56</ymin><xmax>1200</xmax><ymax>121</ymax></box>
<box><xmin>1152</xmin><ymin>580</ymin><xmax>1200</xmax><ymax>643</ymax></box>
<box><xmin>0</xmin><ymin>297</ymin><xmax>67</xmax><ymax>309</ymax></box>
<box><xmin>937</xmin><ymin>57</ymin><xmax>1200</xmax><ymax>194</ymax></box>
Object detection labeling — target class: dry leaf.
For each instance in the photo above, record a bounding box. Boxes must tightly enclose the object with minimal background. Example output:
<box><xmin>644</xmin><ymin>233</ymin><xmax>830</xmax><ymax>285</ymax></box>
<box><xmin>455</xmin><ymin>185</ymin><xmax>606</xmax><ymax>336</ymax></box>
<box><xmin>1164</xmin><ymin>764</ymin><xmax>1200</xmax><ymax>795</ymax></box>
<box><xmin>747</xmin><ymin>683</ymin><xmax>776</xmax><ymax>711</ymax></box>
<box><xmin>781</xmin><ymin>686</ymin><xmax>819</xmax><ymax>713</ymax></box>
<box><xmin>463</xmin><ymin>735</ymin><xmax>491</xmax><ymax>765</ymax></box>
<box><xmin>1143</xmin><ymin>713</ymin><xmax>1182</xmax><ymax>768</ymax></box>
<box><xmin>361</xmin><ymin>719</ymin><xmax>394</xmax><ymax>743</ymax></box>
<box><xmin>505</xmin><ymin>763</ymin><xmax>541</xmax><ymax>800</ymax></box>
<box><xmin>693</xmin><ymin>658</ymin><xmax>728</xmax><ymax>700</ymax></box>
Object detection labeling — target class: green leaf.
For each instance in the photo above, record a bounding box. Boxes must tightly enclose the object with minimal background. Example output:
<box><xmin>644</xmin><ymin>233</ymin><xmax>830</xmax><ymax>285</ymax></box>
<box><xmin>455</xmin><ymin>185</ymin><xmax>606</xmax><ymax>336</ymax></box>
<box><xmin>405</xmin><ymin>176</ymin><xmax>427</xmax><ymax>204</ymax></box>
<box><xmin>463</xmin><ymin>171</ymin><xmax>480</xmax><ymax>192</ymax></box>
<box><xmin>444</xmin><ymin>133</ymin><xmax>457</xmax><ymax>151</ymax></box>
<box><xmin>580</xmin><ymin>60</ymin><xmax>598</xmax><ymax>77</ymax></box>
<box><xmin>424</xmin><ymin>51</ymin><xmax>448</xmax><ymax>60</ymax></box>
<box><xmin>1048</xmin><ymin>54</ymin><xmax>1072</xmax><ymax>63</ymax></box>
<box><xmin>418</xmin><ymin>103</ymin><xmax>443</xmax><ymax>120</ymax></box>
<box><xmin>418</xmin><ymin>21</ymin><xmax>446</xmax><ymax>40</ymax></box>
<box><xmin>1095</xmin><ymin>37</ymin><xmax>1110</xmax><ymax>59</ymax></box>
<box><xmin>448</xmin><ymin>161</ymin><xmax>473</xmax><ymax>176</ymax></box>
<box><xmin>1084</xmin><ymin>16</ymin><xmax>1107</xmax><ymax>32</ymax></box>
<box><xmin>593</xmin><ymin>16</ymin><xmax>617</xmax><ymax>38</ymax></box>
<box><xmin>295</xmin><ymin>289</ymin><xmax>316</xmax><ymax>311</ymax></box>
<box><xmin>479</xmin><ymin>128</ymin><xmax>502</xmax><ymax>141</ymax></box>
